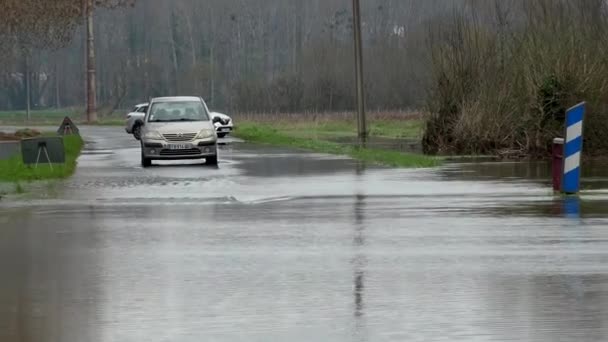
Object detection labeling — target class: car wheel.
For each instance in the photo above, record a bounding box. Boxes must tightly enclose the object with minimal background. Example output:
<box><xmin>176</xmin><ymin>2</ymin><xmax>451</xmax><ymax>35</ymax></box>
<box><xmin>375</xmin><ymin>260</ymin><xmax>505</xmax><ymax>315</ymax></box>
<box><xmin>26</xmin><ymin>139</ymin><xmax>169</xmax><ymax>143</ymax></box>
<box><xmin>217</xmin><ymin>133</ymin><xmax>227</xmax><ymax>138</ymax></box>
<box><xmin>133</xmin><ymin>124</ymin><xmax>142</xmax><ymax>140</ymax></box>
<box><xmin>206</xmin><ymin>155</ymin><xmax>218</xmax><ymax>166</ymax></box>
<box><xmin>141</xmin><ymin>147</ymin><xmax>152</xmax><ymax>167</ymax></box>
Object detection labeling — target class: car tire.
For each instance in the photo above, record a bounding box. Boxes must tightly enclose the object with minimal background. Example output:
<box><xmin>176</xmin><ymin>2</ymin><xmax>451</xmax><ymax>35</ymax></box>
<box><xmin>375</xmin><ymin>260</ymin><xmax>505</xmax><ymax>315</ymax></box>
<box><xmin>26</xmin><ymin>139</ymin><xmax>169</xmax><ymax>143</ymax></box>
<box><xmin>217</xmin><ymin>133</ymin><xmax>227</xmax><ymax>138</ymax></box>
<box><xmin>206</xmin><ymin>155</ymin><xmax>218</xmax><ymax>166</ymax></box>
<box><xmin>133</xmin><ymin>124</ymin><xmax>142</xmax><ymax>140</ymax></box>
<box><xmin>141</xmin><ymin>147</ymin><xmax>152</xmax><ymax>167</ymax></box>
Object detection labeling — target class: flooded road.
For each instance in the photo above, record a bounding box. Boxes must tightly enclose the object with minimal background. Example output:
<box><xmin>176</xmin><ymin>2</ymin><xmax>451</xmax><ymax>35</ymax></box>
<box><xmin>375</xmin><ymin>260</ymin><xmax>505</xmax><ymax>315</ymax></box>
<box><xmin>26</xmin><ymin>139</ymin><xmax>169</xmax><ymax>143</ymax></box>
<box><xmin>1</xmin><ymin>127</ymin><xmax>608</xmax><ymax>342</ymax></box>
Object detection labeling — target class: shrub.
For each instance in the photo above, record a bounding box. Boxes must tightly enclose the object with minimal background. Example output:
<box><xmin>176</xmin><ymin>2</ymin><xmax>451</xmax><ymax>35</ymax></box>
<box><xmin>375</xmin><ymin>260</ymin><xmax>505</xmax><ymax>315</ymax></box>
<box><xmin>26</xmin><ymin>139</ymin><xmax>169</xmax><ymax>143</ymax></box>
<box><xmin>423</xmin><ymin>0</ymin><xmax>608</xmax><ymax>157</ymax></box>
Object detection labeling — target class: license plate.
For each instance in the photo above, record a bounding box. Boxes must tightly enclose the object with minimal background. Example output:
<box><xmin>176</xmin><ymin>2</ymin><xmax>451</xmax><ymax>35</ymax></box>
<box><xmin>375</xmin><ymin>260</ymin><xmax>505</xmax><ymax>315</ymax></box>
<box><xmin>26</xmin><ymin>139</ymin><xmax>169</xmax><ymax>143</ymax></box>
<box><xmin>168</xmin><ymin>144</ymin><xmax>190</xmax><ymax>150</ymax></box>
<box><xmin>220</xmin><ymin>128</ymin><xmax>231</xmax><ymax>132</ymax></box>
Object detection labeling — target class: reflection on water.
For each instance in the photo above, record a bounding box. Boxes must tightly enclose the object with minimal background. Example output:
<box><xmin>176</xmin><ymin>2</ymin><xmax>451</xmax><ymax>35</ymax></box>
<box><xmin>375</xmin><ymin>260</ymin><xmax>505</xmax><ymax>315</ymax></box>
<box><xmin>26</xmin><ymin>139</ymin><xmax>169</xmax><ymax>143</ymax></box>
<box><xmin>2</xmin><ymin>133</ymin><xmax>608</xmax><ymax>341</ymax></box>
<box><xmin>353</xmin><ymin>159</ymin><xmax>367</xmax><ymax>339</ymax></box>
<box><xmin>332</xmin><ymin>136</ymin><xmax>423</xmax><ymax>154</ymax></box>
<box><xmin>563</xmin><ymin>196</ymin><xmax>582</xmax><ymax>219</ymax></box>
<box><xmin>480</xmin><ymin>196</ymin><xmax>608</xmax><ymax>219</ymax></box>
<box><xmin>480</xmin><ymin>274</ymin><xmax>608</xmax><ymax>342</ymax></box>
<box><xmin>237</xmin><ymin>145</ymin><xmax>363</xmax><ymax>178</ymax></box>
<box><xmin>442</xmin><ymin>161</ymin><xmax>551</xmax><ymax>181</ymax></box>
<box><xmin>436</xmin><ymin>159</ymin><xmax>608</xmax><ymax>219</ymax></box>
<box><xmin>440</xmin><ymin>160</ymin><xmax>608</xmax><ymax>190</ymax></box>
<box><xmin>3</xmin><ymin>196</ymin><xmax>608</xmax><ymax>341</ymax></box>
<box><xmin>0</xmin><ymin>209</ymin><xmax>105</xmax><ymax>342</ymax></box>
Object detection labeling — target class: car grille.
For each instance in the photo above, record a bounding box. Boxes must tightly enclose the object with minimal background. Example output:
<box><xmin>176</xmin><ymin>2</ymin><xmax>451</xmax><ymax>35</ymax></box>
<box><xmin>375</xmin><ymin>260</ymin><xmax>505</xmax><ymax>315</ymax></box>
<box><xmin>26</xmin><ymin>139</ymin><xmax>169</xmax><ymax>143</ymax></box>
<box><xmin>163</xmin><ymin>133</ymin><xmax>197</xmax><ymax>142</ymax></box>
<box><xmin>220</xmin><ymin>118</ymin><xmax>231</xmax><ymax>125</ymax></box>
<box><xmin>159</xmin><ymin>148</ymin><xmax>201</xmax><ymax>156</ymax></box>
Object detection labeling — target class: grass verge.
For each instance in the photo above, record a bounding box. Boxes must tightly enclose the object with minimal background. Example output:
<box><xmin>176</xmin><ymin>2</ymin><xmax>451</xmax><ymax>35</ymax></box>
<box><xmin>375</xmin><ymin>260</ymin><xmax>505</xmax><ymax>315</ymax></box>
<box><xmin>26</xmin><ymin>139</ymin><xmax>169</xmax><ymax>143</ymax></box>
<box><xmin>236</xmin><ymin>112</ymin><xmax>424</xmax><ymax>140</ymax></box>
<box><xmin>266</xmin><ymin>120</ymin><xmax>424</xmax><ymax>140</ymax></box>
<box><xmin>0</xmin><ymin>135</ymin><xmax>84</xmax><ymax>182</ymax></box>
<box><xmin>0</xmin><ymin>109</ymin><xmax>125</xmax><ymax>126</ymax></box>
<box><xmin>235</xmin><ymin>122</ymin><xmax>441</xmax><ymax>168</ymax></box>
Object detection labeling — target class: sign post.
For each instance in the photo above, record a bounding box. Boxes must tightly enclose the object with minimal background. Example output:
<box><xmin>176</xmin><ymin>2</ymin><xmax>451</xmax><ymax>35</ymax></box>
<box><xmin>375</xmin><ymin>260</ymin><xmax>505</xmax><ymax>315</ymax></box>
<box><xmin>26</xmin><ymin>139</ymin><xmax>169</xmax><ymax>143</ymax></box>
<box><xmin>561</xmin><ymin>102</ymin><xmax>586</xmax><ymax>194</ymax></box>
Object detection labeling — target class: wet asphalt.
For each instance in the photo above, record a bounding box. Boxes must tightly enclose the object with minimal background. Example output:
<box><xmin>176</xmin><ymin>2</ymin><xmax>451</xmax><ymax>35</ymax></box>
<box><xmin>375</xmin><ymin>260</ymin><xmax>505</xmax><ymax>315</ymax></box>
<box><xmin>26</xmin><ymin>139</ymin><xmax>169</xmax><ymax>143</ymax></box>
<box><xmin>2</xmin><ymin>126</ymin><xmax>608</xmax><ymax>342</ymax></box>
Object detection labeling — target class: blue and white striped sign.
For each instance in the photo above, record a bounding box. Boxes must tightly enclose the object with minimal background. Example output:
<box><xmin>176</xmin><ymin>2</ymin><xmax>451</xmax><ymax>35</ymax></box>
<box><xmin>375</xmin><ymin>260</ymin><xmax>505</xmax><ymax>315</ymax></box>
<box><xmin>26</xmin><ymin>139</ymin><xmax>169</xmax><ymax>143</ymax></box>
<box><xmin>562</xmin><ymin>102</ymin><xmax>586</xmax><ymax>194</ymax></box>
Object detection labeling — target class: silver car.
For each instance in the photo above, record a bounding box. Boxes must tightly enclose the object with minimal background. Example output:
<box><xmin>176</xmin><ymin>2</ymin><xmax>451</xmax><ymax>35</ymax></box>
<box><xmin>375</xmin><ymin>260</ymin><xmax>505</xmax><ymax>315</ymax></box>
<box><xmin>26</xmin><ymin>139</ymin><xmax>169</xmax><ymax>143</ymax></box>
<box><xmin>140</xmin><ymin>97</ymin><xmax>218</xmax><ymax>167</ymax></box>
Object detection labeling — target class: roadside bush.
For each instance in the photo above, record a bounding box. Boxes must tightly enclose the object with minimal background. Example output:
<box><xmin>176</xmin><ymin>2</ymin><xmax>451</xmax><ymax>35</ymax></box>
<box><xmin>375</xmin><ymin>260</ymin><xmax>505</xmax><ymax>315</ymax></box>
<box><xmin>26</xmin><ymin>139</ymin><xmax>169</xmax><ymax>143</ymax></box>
<box><xmin>14</xmin><ymin>128</ymin><xmax>42</xmax><ymax>138</ymax></box>
<box><xmin>423</xmin><ymin>0</ymin><xmax>608</xmax><ymax>157</ymax></box>
<box><xmin>0</xmin><ymin>129</ymin><xmax>42</xmax><ymax>141</ymax></box>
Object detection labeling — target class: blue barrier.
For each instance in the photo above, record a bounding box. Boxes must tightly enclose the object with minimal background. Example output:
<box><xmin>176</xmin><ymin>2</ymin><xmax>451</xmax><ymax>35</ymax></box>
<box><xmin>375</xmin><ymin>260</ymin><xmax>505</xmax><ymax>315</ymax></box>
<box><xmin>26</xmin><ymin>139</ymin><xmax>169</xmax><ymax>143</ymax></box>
<box><xmin>562</xmin><ymin>102</ymin><xmax>586</xmax><ymax>194</ymax></box>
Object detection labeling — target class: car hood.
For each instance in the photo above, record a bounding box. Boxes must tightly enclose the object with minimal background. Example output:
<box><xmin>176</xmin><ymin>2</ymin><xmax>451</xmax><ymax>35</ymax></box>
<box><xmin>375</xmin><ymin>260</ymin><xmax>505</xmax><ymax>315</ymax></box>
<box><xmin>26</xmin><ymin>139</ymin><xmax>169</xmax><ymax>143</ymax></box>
<box><xmin>146</xmin><ymin>121</ymin><xmax>214</xmax><ymax>134</ymax></box>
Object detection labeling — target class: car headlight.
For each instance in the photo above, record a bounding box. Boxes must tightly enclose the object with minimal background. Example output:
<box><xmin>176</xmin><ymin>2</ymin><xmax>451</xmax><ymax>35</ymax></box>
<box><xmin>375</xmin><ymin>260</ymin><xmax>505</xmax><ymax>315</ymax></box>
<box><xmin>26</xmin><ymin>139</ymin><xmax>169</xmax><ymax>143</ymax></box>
<box><xmin>196</xmin><ymin>129</ymin><xmax>215</xmax><ymax>139</ymax></box>
<box><xmin>143</xmin><ymin>131</ymin><xmax>163</xmax><ymax>140</ymax></box>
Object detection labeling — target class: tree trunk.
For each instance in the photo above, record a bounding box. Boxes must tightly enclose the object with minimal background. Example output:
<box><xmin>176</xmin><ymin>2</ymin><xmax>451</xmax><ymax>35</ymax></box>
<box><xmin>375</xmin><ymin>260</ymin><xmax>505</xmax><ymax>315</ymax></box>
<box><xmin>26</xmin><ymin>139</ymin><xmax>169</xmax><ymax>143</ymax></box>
<box><xmin>210</xmin><ymin>44</ymin><xmax>215</xmax><ymax>106</ymax></box>
<box><xmin>38</xmin><ymin>73</ymin><xmax>51</xmax><ymax>107</ymax></box>
<box><xmin>294</xmin><ymin>0</ymin><xmax>303</xmax><ymax>75</ymax></box>
<box><xmin>170</xmin><ymin>39</ymin><xmax>179</xmax><ymax>94</ymax></box>
<box><xmin>185</xmin><ymin>13</ymin><xmax>197</xmax><ymax>68</ymax></box>
<box><xmin>55</xmin><ymin>60</ymin><xmax>61</xmax><ymax>108</ymax></box>
<box><xmin>169</xmin><ymin>7</ymin><xmax>179</xmax><ymax>94</ymax></box>
<box><xmin>86</xmin><ymin>0</ymin><xmax>98</xmax><ymax>123</ymax></box>
<box><xmin>25</xmin><ymin>54</ymin><xmax>31</xmax><ymax>121</ymax></box>
<box><xmin>103</xmin><ymin>82</ymin><xmax>127</xmax><ymax>117</ymax></box>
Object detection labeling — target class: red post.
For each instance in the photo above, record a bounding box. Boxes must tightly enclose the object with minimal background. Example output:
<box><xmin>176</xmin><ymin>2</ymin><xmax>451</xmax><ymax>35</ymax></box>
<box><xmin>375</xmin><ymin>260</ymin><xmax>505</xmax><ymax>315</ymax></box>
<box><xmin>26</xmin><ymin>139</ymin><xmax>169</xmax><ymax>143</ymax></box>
<box><xmin>552</xmin><ymin>138</ymin><xmax>564</xmax><ymax>192</ymax></box>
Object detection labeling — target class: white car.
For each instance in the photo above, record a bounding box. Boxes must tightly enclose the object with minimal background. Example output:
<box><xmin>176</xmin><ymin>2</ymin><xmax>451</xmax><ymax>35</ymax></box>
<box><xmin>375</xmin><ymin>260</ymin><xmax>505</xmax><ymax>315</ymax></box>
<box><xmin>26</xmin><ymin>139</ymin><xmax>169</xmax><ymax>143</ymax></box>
<box><xmin>210</xmin><ymin>112</ymin><xmax>234</xmax><ymax>138</ymax></box>
<box><xmin>125</xmin><ymin>103</ymin><xmax>149</xmax><ymax>140</ymax></box>
<box><xmin>126</xmin><ymin>105</ymin><xmax>233</xmax><ymax>140</ymax></box>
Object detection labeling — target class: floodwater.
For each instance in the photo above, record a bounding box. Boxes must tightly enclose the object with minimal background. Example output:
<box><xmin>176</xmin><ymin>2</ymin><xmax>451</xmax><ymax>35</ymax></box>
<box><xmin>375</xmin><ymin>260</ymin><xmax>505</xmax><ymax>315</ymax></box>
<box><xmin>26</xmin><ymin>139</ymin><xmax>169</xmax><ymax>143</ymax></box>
<box><xmin>332</xmin><ymin>135</ymin><xmax>424</xmax><ymax>154</ymax></box>
<box><xmin>1</xmin><ymin>127</ymin><xmax>608</xmax><ymax>342</ymax></box>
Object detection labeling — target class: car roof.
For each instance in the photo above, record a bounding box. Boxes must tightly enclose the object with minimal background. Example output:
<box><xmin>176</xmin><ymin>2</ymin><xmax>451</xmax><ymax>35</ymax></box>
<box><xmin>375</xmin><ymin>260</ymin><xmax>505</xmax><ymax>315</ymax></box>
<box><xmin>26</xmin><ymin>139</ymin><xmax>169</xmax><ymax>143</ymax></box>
<box><xmin>135</xmin><ymin>103</ymin><xmax>148</xmax><ymax>107</ymax></box>
<box><xmin>150</xmin><ymin>96</ymin><xmax>202</xmax><ymax>103</ymax></box>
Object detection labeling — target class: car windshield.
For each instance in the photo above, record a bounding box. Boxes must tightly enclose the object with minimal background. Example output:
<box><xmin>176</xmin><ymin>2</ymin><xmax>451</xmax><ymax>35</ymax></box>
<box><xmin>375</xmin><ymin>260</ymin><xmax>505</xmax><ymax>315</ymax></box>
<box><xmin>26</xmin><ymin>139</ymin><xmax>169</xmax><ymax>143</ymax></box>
<box><xmin>148</xmin><ymin>101</ymin><xmax>209</xmax><ymax>122</ymax></box>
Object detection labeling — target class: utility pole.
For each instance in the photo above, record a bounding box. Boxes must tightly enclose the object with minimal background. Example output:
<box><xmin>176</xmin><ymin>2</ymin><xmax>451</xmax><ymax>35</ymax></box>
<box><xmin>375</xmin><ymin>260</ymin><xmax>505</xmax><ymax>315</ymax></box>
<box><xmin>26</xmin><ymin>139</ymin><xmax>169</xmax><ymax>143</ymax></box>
<box><xmin>85</xmin><ymin>0</ymin><xmax>98</xmax><ymax>123</ymax></box>
<box><xmin>352</xmin><ymin>0</ymin><xmax>367</xmax><ymax>142</ymax></box>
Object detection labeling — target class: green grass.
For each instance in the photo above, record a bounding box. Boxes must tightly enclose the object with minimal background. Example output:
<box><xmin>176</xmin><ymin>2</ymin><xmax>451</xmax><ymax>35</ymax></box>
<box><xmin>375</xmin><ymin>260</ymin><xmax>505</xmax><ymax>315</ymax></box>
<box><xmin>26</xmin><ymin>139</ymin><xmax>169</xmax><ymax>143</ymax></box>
<box><xmin>0</xmin><ymin>135</ymin><xmax>84</xmax><ymax>182</ymax></box>
<box><xmin>266</xmin><ymin>119</ymin><xmax>423</xmax><ymax>140</ymax></box>
<box><xmin>235</xmin><ymin>123</ymin><xmax>441</xmax><ymax>168</ymax></box>
<box><xmin>0</xmin><ymin>109</ymin><xmax>78</xmax><ymax>124</ymax></box>
<box><xmin>0</xmin><ymin>109</ymin><xmax>125</xmax><ymax>126</ymax></box>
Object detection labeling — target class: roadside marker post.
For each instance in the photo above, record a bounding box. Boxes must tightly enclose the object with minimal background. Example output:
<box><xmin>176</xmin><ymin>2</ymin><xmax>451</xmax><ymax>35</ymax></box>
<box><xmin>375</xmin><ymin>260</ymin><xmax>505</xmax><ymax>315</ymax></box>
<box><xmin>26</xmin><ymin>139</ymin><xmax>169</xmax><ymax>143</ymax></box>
<box><xmin>561</xmin><ymin>102</ymin><xmax>586</xmax><ymax>195</ymax></box>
